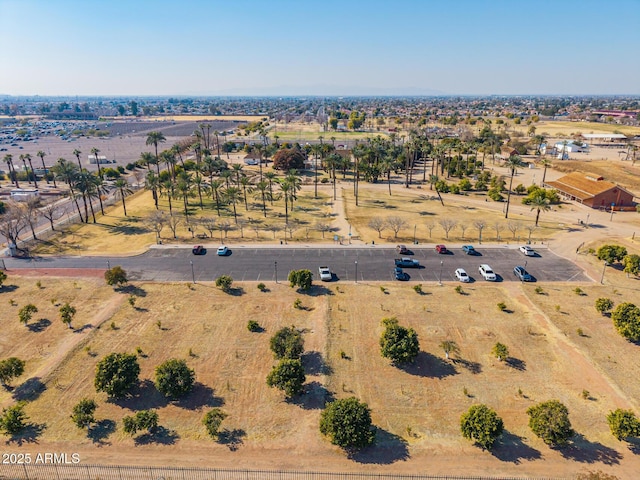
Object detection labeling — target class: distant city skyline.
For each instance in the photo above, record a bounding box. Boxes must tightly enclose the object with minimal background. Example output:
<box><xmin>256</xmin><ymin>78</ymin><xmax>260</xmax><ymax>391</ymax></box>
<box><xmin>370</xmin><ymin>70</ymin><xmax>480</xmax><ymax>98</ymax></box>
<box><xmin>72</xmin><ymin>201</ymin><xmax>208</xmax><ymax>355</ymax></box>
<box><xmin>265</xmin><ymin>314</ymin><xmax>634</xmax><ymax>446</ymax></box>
<box><xmin>1</xmin><ymin>0</ymin><xmax>639</xmax><ymax>96</ymax></box>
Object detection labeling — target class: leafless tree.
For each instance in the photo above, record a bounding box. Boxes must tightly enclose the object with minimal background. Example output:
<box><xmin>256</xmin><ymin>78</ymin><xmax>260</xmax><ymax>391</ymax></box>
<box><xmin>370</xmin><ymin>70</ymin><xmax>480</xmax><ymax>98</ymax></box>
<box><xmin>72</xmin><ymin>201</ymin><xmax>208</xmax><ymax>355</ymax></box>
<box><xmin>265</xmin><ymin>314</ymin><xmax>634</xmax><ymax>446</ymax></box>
<box><xmin>144</xmin><ymin>210</ymin><xmax>168</xmax><ymax>242</ymax></box>
<box><xmin>167</xmin><ymin>214</ymin><xmax>181</xmax><ymax>239</ymax></box>
<box><xmin>199</xmin><ymin>217</ymin><xmax>217</xmax><ymax>238</ymax></box>
<box><xmin>284</xmin><ymin>223</ymin><xmax>299</xmax><ymax>240</ymax></box>
<box><xmin>218</xmin><ymin>220</ymin><xmax>233</xmax><ymax>239</ymax></box>
<box><xmin>315</xmin><ymin>222</ymin><xmax>332</xmax><ymax>239</ymax></box>
<box><xmin>0</xmin><ymin>201</ymin><xmax>28</xmax><ymax>248</ymax></box>
<box><xmin>459</xmin><ymin>223</ymin><xmax>468</xmax><ymax>239</ymax></box>
<box><xmin>264</xmin><ymin>223</ymin><xmax>282</xmax><ymax>239</ymax></box>
<box><xmin>507</xmin><ymin>221</ymin><xmax>521</xmax><ymax>240</ymax></box>
<box><xmin>247</xmin><ymin>217</ymin><xmax>262</xmax><ymax>239</ymax></box>
<box><xmin>425</xmin><ymin>221</ymin><xmax>436</xmax><ymax>238</ymax></box>
<box><xmin>386</xmin><ymin>216</ymin><xmax>407</xmax><ymax>239</ymax></box>
<box><xmin>41</xmin><ymin>201</ymin><xmax>65</xmax><ymax>232</ymax></box>
<box><xmin>368</xmin><ymin>218</ymin><xmax>387</xmax><ymax>238</ymax></box>
<box><xmin>473</xmin><ymin>220</ymin><xmax>486</xmax><ymax>243</ymax></box>
<box><xmin>524</xmin><ymin>224</ymin><xmax>538</xmax><ymax>242</ymax></box>
<box><xmin>493</xmin><ymin>222</ymin><xmax>505</xmax><ymax>241</ymax></box>
<box><xmin>439</xmin><ymin>218</ymin><xmax>458</xmax><ymax>240</ymax></box>
<box><xmin>236</xmin><ymin>218</ymin><xmax>248</xmax><ymax>238</ymax></box>
<box><xmin>24</xmin><ymin>198</ymin><xmax>41</xmax><ymax>240</ymax></box>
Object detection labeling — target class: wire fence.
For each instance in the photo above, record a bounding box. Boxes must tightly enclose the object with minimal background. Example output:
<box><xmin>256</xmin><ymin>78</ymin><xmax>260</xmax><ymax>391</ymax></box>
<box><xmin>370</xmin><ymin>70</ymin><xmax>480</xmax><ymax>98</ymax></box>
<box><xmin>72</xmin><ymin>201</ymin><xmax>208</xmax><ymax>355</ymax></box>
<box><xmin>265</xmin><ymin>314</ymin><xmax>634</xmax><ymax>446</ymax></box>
<box><xmin>0</xmin><ymin>464</ymin><xmax>563</xmax><ymax>480</ymax></box>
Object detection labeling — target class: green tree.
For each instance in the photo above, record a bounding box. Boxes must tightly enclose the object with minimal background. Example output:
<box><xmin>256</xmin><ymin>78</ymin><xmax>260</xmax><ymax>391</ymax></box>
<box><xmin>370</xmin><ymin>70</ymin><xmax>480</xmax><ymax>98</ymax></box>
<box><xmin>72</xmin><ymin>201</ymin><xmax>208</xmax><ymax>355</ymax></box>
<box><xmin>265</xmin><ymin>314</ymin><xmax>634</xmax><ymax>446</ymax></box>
<box><xmin>273</xmin><ymin>148</ymin><xmax>305</xmax><ymax>170</ymax></box>
<box><xmin>270</xmin><ymin>326</ymin><xmax>304</xmax><ymax>360</ymax></box>
<box><xmin>288</xmin><ymin>269</ymin><xmax>313</xmax><ymax>291</ymax></box>
<box><xmin>104</xmin><ymin>266</ymin><xmax>128</xmax><ymax>287</ymax></box>
<box><xmin>123</xmin><ymin>410</ymin><xmax>158</xmax><ymax>435</ymax></box>
<box><xmin>439</xmin><ymin>340</ymin><xmax>459</xmax><ymax>360</ymax></box>
<box><xmin>0</xmin><ymin>403</ymin><xmax>28</xmax><ymax>435</ymax></box>
<box><xmin>595</xmin><ymin>298</ymin><xmax>614</xmax><ymax>315</ymax></box>
<box><xmin>94</xmin><ymin>352</ymin><xmax>140</xmax><ymax>398</ymax></box>
<box><xmin>18</xmin><ymin>304</ymin><xmax>38</xmax><ymax>325</ymax></box>
<box><xmin>607</xmin><ymin>408</ymin><xmax>640</xmax><ymax>441</ymax></box>
<box><xmin>146</xmin><ymin>131</ymin><xmax>166</xmax><ymax>175</ymax></box>
<box><xmin>266</xmin><ymin>358</ymin><xmax>306</xmax><ymax>397</ymax></box>
<box><xmin>114</xmin><ymin>178</ymin><xmax>134</xmax><ymax>216</ymax></box>
<box><xmin>596</xmin><ymin>245</ymin><xmax>628</xmax><ymax>264</ymax></box>
<box><xmin>0</xmin><ymin>357</ymin><xmax>25</xmax><ymax>387</ymax></box>
<box><xmin>379</xmin><ymin>317</ymin><xmax>419</xmax><ymax>365</ymax></box>
<box><xmin>155</xmin><ymin>359</ymin><xmax>195</xmax><ymax>399</ymax></box>
<box><xmin>215</xmin><ymin>275</ymin><xmax>233</xmax><ymax>292</ymax></box>
<box><xmin>527</xmin><ymin>400</ymin><xmax>574</xmax><ymax>446</ymax></box>
<box><xmin>623</xmin><ymin>254</ymin><xmax>640</xmax><ymax>277</ymax></box>
<box><xmin>70</xmin><ymin>398</ymin><xmax>97</xmax><ymax>430</ymax></box>
<box><xmin>202</xmin><ymin>408</ymin><xmax>227</xmax><ymax>439</ymax></box>
<box><xmin>611</xmin><ymin>302</ymin><xmax>640</xmax><ymax>341</ymax></box>
<box><xmin>460</xmin><ymin>404</ymin><xmax>504</xmax><ymax>450</ymax></box>
<box><xmin>492</xmin><ymin>342</ymin><xmax>509</xmax><ymax>361</ymax></box>
<box><xmin>503</xmin><ymin>155</ymin><xmax>524</xmax><ymax>219</ymax></box>
<box><xmin>319</xmin><ymin>397</ymin><xmax>375</xmax><ymax>449</ymax></box>
<box><xmin>59</xmin><ymin>303</ymin><xmax>77</xmax><ymax>329</ymax></box>
<box><xmin>528</xmin><ymin>191</ymin><xmax>551</xmax><ymax>226</ymax></box>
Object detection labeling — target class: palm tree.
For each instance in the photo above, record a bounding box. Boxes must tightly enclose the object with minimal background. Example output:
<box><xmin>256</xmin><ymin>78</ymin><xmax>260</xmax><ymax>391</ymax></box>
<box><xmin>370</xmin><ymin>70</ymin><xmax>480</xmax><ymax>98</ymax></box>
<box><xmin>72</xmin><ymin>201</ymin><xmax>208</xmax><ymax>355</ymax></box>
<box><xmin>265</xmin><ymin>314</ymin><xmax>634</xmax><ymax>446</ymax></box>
<box><xmin>114</xmin><ymin>179</ymin><xmax>133</xmax><ymax>216</ymax></box>
<box><xmin>254</xmin><ymin>180</ymin><xmax>269</xmax><ymax>217</ymax></box>
<box><xmin>530</xmin><ymin>193</ymin><xmax>551</xmax><ymax>226</ymax></box>
<box><xmin>146</xmin><ymin>131</ymin><xmax>166</xmax><ymax>175</ymax></box>
<box><xmin>284</xmin><ymin>170</ymin><xmax>302</xmax><ymax>211</ymax></box>
<box><xmin>310</xmin><ymin>143</ymin><xmax>323</xmax><ymax>198</ymax></box>
<box><xmin>159</xmin><ymin>178</ymin><xmax>175</xmax><ymax>215</ymax></box>
<box><xmin>145</xmin><ymin>171</ymin><xmax>160</xmax><ymax>209</ymax></box>
<box><xmin>19</xmin><ymin>154</ymin><xmax>30</xmax><ymax>185</ymax></box>
<box><xmin>210</xmin><ymin>179</ymin><xmax>224</xmax><ymax>217</ymax></box>
<box><xmin>175</xmin><ymin>173</ymin><xmax>193</xmax><ymax>217</ymax></box>
<box><xmin>160</xmin><ymin>150</ymin><xmax>177</xmax><ymax>180</ymax></box>
<box><xmin>231</xmin><ymin>163</ymin><xmax>244</xmax><ymax>186</ymax></box>
<box><xmin>3</xmin><ymin>154</ymin><xmax>19</xmax><ymax>188</ymax></box>
<box><xmin>264</xmin><ymin>171</ymin><xmax>277</xmax><ymax>205</ymax></box>
<box><xmin>72</xmin><ymin>149</ymin><xmax>83</xmax><ymax>170</ymax></box>
<box><xmin>278</xmin><ymin>180</ymin><xmax>291</xmax><ymax>224</ymax></box>
<box><xmin>539</xmin><ymin>157</ymin><xmax>552</xmax><ymax>184</ymax></box>
<box><xmin>193</xmin><ymin>172</ymin><xmax>208</xmax><ymax>209</ymax></box>
<box><xmin>239</xmin><ymin>175</ymin><xmax>253</xmax><ymax>211</ymax></box>
<box><xmin>24</xmin><ymin>154</ymin><xmax>38</xmax><ymax>189</ymax></box>
<box><xmin>74</xmin><ymin>171</ymin><xmax>97</xmax><ymax>223</ymax></box>
<box><xmin>37</xmin><ymin>150</ymin><xmax>49</xmax><ymax>185</ymax></box>
<box><xmin>90</xmin><ymin>147</ymin><xmax>103</xmax><ymax>178</ymax></box>
<box><xmin>503</xmin><ymin>155</ymin><xmax>524</xmax><ymax>219</ymax></box>
<box><xmin>220</xmin><ymin>169</ymin><xmax>233</xmax><ymax>189</ymax></box>
<box><xmin>224</xmin><ymin>186</ymin><xmax>242</xmax><ymax>223</ymax></box>
<box><xmin>139</xmin><ymin>152</ymin><xmax>155</xmax><ymax>171</ymax></box>
<box><xmin>51</xmin><ymin>158</ymin><xmax>83</xmax><ymax>222</ymax></box>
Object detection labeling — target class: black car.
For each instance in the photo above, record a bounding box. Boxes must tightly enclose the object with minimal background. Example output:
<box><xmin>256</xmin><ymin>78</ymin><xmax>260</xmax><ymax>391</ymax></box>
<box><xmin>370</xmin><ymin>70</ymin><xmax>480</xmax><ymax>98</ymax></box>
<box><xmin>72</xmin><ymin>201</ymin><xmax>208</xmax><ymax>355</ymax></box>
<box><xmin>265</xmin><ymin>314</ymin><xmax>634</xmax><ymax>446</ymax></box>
<box><xmin>513</xmin><ymin>266</ymin><xmax>533</xmax><ymax>282</ymax></box>
<box><xmin>394</xmin><ymin>267</ymin><xmax>409</xmax><ymax>281</ymax></box>
<box><xmin>192</xmin><ymin>245</ymin><xmax>207</xmax><ymax>255</ymax></box>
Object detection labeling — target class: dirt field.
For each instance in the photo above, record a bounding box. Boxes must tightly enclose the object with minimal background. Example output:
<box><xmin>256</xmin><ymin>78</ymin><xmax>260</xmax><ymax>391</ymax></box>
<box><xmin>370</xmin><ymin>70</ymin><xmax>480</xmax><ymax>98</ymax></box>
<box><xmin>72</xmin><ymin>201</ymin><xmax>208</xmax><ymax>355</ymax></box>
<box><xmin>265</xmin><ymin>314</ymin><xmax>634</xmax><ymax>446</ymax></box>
<box><xmin>1</xmin><ymin>268</ymin><xmax>640</xmax><ymax>478</ymax></box>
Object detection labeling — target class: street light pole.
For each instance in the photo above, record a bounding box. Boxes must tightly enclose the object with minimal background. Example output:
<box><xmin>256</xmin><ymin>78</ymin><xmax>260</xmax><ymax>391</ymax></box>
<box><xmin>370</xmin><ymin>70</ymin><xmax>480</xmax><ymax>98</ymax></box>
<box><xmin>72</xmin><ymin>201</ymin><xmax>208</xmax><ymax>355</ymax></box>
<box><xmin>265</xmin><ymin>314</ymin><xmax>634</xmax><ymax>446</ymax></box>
<box><xmin>438</xmin><ymin>260</ymin><xmax>443</xmax><ymax>286</ymax></box>
<box><xmin>274</xmin><ymin>261</ymin><xmax>278</xmax><ymax>284</ymax></box>
<box><xmin>190</xmin><ymin>260</ymin><xmax>195</xmax><ymax>284</ymax></box>
<box><xmin>107</xmin><ymin>260</ymin><xmax>110</xmax><ymax>270</ymax></box>
<box><xmin>413</xmin><ymin>224</ymin><xmax>417</xmax><ymax>244</ymax></box>
<box><xmin>355</xmin><ymin>260</ymin><xmax>358</xmax><ymax>284</ymax></box>
<box><xmin>585</xmin><ymin>213</ymin><xmax>590</xmax><ymax>228</ymax></box>
<box><xmin>600</xmin><ymin>261</ymin><xmax>607</xmax><ymax>284</ymax></box>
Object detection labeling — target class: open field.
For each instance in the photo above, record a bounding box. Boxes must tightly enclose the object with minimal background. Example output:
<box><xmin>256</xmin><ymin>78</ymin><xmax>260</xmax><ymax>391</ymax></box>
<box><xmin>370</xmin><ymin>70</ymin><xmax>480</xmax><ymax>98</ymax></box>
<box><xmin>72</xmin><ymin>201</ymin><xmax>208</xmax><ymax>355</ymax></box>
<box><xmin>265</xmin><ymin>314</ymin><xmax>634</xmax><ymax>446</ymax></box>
<box><xmin>1</xmin><ymin>270</ymin><xmax>640</xmax><ymax>477</ymax></box>
<box><xmin>514</xmin><ymin>121</ymin><xmax>640</xmax><ymax>139</ymax></box>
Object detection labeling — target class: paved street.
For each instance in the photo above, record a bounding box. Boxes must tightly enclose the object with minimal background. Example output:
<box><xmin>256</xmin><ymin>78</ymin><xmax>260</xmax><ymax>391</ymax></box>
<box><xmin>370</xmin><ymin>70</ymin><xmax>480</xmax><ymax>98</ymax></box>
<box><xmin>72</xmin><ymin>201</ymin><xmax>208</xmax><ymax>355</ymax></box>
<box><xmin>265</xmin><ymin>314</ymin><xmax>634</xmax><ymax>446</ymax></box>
<box><xmin>3</xmin><ymin>245</ymin><xmax>591</xmax><ymax>284</ymax></box>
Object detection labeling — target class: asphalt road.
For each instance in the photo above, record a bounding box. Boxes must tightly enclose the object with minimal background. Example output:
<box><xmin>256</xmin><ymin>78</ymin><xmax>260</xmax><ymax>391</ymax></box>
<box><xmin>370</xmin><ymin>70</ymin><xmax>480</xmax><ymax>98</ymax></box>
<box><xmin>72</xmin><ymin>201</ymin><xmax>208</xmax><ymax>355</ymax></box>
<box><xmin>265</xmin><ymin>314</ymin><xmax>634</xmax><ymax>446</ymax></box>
<box><xmin>3</xmin><ymin>245</ymin><xmax>591</xmax><ymax>284</ymax></box>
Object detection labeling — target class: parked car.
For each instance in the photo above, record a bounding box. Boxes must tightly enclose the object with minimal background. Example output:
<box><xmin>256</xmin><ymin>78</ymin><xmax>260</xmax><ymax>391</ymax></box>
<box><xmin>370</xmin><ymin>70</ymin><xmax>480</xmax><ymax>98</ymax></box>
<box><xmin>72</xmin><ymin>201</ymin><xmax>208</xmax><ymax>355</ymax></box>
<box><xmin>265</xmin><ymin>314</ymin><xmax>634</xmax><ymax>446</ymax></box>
<box><xmin>513</xmin><ymin>266</ymin><xmax>533</xmax><ymax>282</ymax></box>
<box><xmin>435</xmin><ymin>244</ymin><xmax>448</xmax><ymax>254</ymax></box>
<box><xmin>462</xmin><ymin>245</ymin><xmax>477</xmax><ymax>255</ymax></box>
<box><xmin>478</xmin><ymin>264</ymin><xmax>497</xmax><ymax>281</ymax></box>
<box><xmin>394</xmin><ymin>267</ymin><xmax>409</xmax><ymax>281</ymax></box>
<box><xmin>394</xmin><ymin>257</ymin><xmax>420</xmax><ymax>268</ymax></box>
<box><xmin>455</xmin><ymin>268</ymin><xmax>470</xmax><ymax>283</ymax></box>
<box><xmin>519</xmin><ymin>245</ymin><xmax>535</xmax><ymax>256</ymax></box>
<box><xmin>396</xmin><ymin>244</ymin><xmax>409</xmax><ymax>254</ymax></box>
<box><xmin>318</xmin><ymin>266</ymin><xmax>332</xmax><ymax>282</ymax></box>
<box><xmin>192</xmin><ymin>245</ymin><xmax>207</xmax><ymax>255</ymax></box>
<box><xmin>216</xmin><ymin>246</ymin><xmax>229</xmax><ymax>256</ymax></box>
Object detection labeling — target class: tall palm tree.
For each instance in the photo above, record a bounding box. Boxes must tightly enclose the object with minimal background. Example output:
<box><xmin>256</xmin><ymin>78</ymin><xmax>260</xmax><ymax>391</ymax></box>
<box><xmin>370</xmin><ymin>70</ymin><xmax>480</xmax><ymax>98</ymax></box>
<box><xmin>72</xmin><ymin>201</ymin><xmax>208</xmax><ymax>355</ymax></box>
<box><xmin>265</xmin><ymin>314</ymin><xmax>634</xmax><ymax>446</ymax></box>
<box><xmin>254</xmin><ymin>180</ymin><xmax>269</xmax><ymax>217</ymax></box>
<box><xmin>239</xmin><ymin>175</ymin><xmax>253</xmax><ymax>211</ymax></box>
<box><xmin>193</xmin><ymin>172</ymin><xmax>208</xmax><ymax>209</ymax></box>
<box><xmin>278</xmin><ymin>180</ymin><xmax>291</xmax><ymax>225</ymax></box>
<box><xmin>37</xmin><ymin>150</ymin><xmax>49</xmax><ymax>185</ymax></box>
<box><xmin>145</xmin><ymin>171</ymin><xmax>160</xmax><ymax>209</ymax></box>
<box><xmin>159</xmin><ymin>178</ymin><xmax>175</xmax><ymax>215</ymax></box>
<box><xmin>530</xmin><ymin>193</ymin><xmax>551</xmax><ymax>226</ymax></box>
<box><xmin>231</xmin><ymin>163</ymin><xmax>244</xmax><ymax>186</ymax></box>
<box><xmin>160</xmin><ymin>150</ymin><xmax>177</xmax><ymax>180</ymax></box>
<box><xmin>220</xmin><ymin>169</ymin><xmax>233</xmax><ymax>189</ymax></box>
<box><xmin>3</xmin><ymin>154</ymin><xmax>19</xmax><ymax>188</ymax></box>
<box><xmin>72</xmin><ymin>149</ymin><xmax>83</xmax><ymax>170</ymax></box>
<box><xmin>224</xmin><ymin>186</ymin><xmax>242</xmax><ymax>223</ymax></box>
<box><xmin>504</xmin><ymin>154</ymin><xmax>524</xmax><ymax>219</ymax></box>
<box><xmin>310</xmin><ymin>143</ymin><xmax>323</xmax><ymax>198</ymax></box>
<box><xmin>51</xmin><ymin>158</ymin><xmax>83</xmax><ymax>222</ymax></box>
<box><xmin>114</xmin><ymin>179</ymin><xmax>133</xmax><ymax>216</ymax></box>
<box><xmin>90</xmin><ymin>147</ymin><xmax>103</xmax><ymax>179</ymax></box>
<box><xmin>264</xmin><ymin>171</ymin><xmax>277</xmax><ymax>205</ymax></box>
<box><xmin>24</xmin><ymin>154</ymin><xmax>38</xmax><ymax>189</ymax></box>
<box><xmin>74</xmin><ymin>171</ymin><xmax>97</xmax><ymax>223</ymax></box>
<box><xmin>284</xmin><ymin>170</ymin><xmax>302</xmax><ymax>211</ymax></box>
<box><xmin>19</xmin><ymin>154</ymin><xmax>30</xmax><ymax>185</ymax></box>
<box><xmin>146</xmin><ymin>131</ymin><xmax>166</xmax><ymax>175</ymax></box>
<box><xmin>539</xmin><ymin>158</ymin><xmax>552</xmax><ymax>184</ymax></box>
<box><xmin>210</xmin><ymin>179</ymin><xmax>224</xmax><ymax>217</ymax></box>
<box><xmin>139</xmin><ymin>152</ymin><xmax>155</xmax><ymax>171</ymax></box>
<box><xmin>175</xmin><ymin>173</ymin><xmax>193</xmax><ymax>217</ymax></box>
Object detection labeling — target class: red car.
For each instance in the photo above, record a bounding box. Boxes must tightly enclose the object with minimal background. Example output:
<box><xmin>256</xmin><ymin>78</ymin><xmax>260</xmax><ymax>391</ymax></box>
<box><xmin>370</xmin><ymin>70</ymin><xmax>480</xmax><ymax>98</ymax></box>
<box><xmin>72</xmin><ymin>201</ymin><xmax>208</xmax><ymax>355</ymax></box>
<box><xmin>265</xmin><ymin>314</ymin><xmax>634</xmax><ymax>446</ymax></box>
<box><xmin>192</xmin><ymin>245</ymin><xmax>207</xmax><ymax>255</ymax></box>
<box><xmin>435</xmin><ymin>244</ymin><xmax>448</xmax><ymax>254</ymax></box>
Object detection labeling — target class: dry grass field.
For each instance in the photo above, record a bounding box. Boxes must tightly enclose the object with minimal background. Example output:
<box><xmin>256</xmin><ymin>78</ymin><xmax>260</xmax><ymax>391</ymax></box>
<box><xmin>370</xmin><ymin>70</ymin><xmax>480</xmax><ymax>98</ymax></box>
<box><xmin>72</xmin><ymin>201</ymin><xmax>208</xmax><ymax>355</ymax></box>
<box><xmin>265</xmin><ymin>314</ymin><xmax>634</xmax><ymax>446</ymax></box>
<box><xmin>1</xmin><ymin>269</ymin><xmax>640</xmax><ymax>477</ymax></box>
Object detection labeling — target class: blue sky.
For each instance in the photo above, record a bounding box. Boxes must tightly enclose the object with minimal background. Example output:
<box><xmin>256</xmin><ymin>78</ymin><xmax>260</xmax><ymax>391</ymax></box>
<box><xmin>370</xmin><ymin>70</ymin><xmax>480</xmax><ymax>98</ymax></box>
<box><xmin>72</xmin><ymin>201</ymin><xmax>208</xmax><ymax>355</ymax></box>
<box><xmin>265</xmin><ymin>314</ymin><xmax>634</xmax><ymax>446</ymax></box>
<box><xmin>1</xmin><ymin>0</ymin><xmax>639</xmax><ymax>96</ymax></box>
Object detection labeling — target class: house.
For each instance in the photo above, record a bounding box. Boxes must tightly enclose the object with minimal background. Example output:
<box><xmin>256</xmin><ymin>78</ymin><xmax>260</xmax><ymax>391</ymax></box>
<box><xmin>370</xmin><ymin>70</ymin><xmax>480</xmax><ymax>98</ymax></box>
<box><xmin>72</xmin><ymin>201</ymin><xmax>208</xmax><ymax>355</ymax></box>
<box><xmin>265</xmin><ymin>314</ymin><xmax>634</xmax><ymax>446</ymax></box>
<box><xmin>499</xmin><ymin>146</ymin><xmax>518</xmax><ymax>160</ymax></box>
<box><xmin>10</xmin><ymin>188</ymin><xmax>39</xmax><ymax>202</ymax></box>
<box><xmin>243</xmin><ymin>152</ymin><xmax>264</xmax><ymax>165</ymax></box>
<box><xmin>544</xmin><ymin>173</ymin><xmax>636</xmax><ymax>210</ymax></box>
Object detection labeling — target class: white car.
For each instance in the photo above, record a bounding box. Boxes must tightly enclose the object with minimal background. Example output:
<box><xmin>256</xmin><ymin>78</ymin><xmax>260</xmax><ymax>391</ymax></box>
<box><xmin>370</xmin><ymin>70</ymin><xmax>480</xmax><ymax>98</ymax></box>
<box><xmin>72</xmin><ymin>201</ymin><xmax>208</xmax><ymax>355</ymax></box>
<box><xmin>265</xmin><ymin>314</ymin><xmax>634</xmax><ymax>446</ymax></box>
<box><xmin>519</xmin><ymin>245</ymin><xmax>535</xmax><ymax>256</ymax></box>
<box><xmin>318</xmin><ymin>266</ymin><xmax>332</xmax><ymax>282</ymax></box>
<box><xmin>478</xmin><ymin>264</ymin><xmax>497</xmax><ymax>281</ymax></box>
<box><xmin>455</xmin><ymin>268</ymin><xmax>470</xmax><ymax>283</ymax></box>
<box><xmin>216</xmin><ymin>246</ymin><xmax>229</xmax><ymax>256</ymax></box>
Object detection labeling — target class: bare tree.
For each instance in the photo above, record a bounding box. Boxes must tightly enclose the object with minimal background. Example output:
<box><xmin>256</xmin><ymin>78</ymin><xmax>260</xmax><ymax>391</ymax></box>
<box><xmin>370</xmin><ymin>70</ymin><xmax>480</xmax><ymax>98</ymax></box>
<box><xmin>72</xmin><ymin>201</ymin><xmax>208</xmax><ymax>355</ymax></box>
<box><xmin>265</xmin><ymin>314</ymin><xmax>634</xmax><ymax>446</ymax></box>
<box><xmin>218</xmin><ymin>220</ymin><xmax>233</xmax><ymax>239</ymax></box>
<box><xmin>41</xmin><ymin>201</ymin><xmax>65</xmax><ymax>232</ymax></box>
<box><xmin>524</xmin><ymin>224</ymin><xmax>538</xmax><ymax>242</ymax></box>
<box><xmin>0</xmin><ymin>201</ymin><xmax>28</xmax><ymax>248</ymax></box>
<box><xmin>236</xmin><ymin>218</ymin><xmax>248</xmax><ymax>238</ymax></box>
<box><xmin>24</xmin><ymin>198</ymin><xmax>41</xmax><ymax>240</ymax></box>
<box><xmin>425</xmin><ymin>221</ymin><xmax>436</xmax><ymax>239</ymax></box>
<box><xmin>265</xmin><ymin>223</ymin><xmax>282</xmax><ymax>239</ymax></box>
<box><xmin>144</xmin><ymin>210</ymin><xmax>168</xmax><ymax>242</ymax></box>
<box><xmin>493</xmin><ymin>222</ymin><xmax>505</xmax><ymax>241</ymax></box>
<box><xmin>439</xmin><ymin>218</ymin><xmax>458</xmax><ymax>240</ymax></box>
<box><xmin>167</xmin><ymin>214</ymin><xmax>181</xmax><ymax>239</ymax></box>
<box><xmin>247</xmin><ymin>218</ymin><xmax>262</xmax><ymax>239</ymax></box>
<box><xmin>386</xmin><ymin>216</ymin><xmax>407</xmax><ymax>239</ymax></box>
<box><xmin>315</xmin><ymin>222</ymin><xmax>332</xmax><ymax>239</ymax></box>
<box><xmin>284</xmin><ymin>223</ymin><xmax>299</xmax><ymax>240</ymax></box>
<box><xmin>473</xmin><ymin>220</ymin><xmax>486</xmax><ymax>244</ymax></box>
<box><xmin>507</xmin><ymin>221</ymin><xmax>521</xmax><ymax>240</ymax></box>
<box><xmin>459</xmin><ymin>223</ymin><xmax>468</xmax><ymax>239</ymax></box>
<box><xmin>199</xmin><ymin>217</ymin><xmax>217</xmax><ymax>238</ymax></box>
<box><xmin>368</xmin><ymin>218</ymin><xmax>387</xmax><ymax>239</ymax></box>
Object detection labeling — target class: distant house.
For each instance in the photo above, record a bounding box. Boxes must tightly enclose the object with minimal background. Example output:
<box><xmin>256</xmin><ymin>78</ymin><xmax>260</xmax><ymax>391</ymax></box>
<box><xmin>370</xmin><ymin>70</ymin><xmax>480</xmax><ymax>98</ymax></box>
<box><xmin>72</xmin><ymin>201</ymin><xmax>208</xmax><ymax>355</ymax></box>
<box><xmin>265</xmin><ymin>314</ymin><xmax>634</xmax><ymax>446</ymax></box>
<box><xmin>554</xmin><ymin>141</ymin><xmax>588</xmax><ymax>156</ymax></box>
<box><xmin>243</xmin><ymin>152</ymin><xmax>262</xmax><ymax>165</ymax></box>
<box><xmin>10</xmin><ymin>188</ymin><xmax>39</xmax><ymax>202</ymax></box>
<box><xmin>544</xmin><ymin>173</ymin><xmax>636</xmax><ymax>210</ymax></box>
<box><xmin>499</xmin><ymin>146</ymin><xmax>518</xmax><ymax>159</ymax></box>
